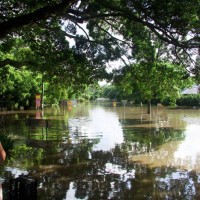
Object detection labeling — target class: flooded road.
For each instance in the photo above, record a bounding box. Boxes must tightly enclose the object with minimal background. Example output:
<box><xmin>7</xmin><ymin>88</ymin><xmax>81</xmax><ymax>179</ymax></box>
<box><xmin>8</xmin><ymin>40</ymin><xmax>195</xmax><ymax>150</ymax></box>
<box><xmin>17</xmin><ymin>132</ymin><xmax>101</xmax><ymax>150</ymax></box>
<box><xmin>0</xmin><ymin>102</ymin><xmax>200</xmax><ymax>199</ymax></box>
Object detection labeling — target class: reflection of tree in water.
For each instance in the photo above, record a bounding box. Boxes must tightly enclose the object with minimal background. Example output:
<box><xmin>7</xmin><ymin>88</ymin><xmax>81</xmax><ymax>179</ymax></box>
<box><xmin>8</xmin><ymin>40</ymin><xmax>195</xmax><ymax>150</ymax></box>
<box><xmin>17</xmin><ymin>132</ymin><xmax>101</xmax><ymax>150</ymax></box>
<box><xmin>35</xmin><ymin>127</ymin><xmax>200</xmax><ymax>199</ymax></box>
<box><xmin>79</xmin><ymin>150</ymin><xmax>200</xmax><ymax>200</ymax></box>
<box><xmin>58</xmin><ymin>138</ymin><xmax>100</xmax><ymax>164</ymax></box>
<box><xmin>4</xmin><ymin>127</ymin><xmax>200</xmax><ymax>199</ymax></box>
<box><xmin>65</xmin><ymin>154</ymin><xmax>199</xmax><ymax>200</ymax></box>
<box><xmin>4</xmin><ymin>149</ymin><xmax>200</xmax><ymax>200</ymax></box>
<box><xmin>123</xmin><ymin>127</ymin><xmax>185</xmax><ymax>154</ymax></box>
<box><xmin>153</xmin><ymin>168</ymin><xmax>200</xmax><ymax>199</ymax></box>
<box><xmin>62</xmin><ymin>127</ymin><xmax>198</xmax><ymax>200</ymax></box>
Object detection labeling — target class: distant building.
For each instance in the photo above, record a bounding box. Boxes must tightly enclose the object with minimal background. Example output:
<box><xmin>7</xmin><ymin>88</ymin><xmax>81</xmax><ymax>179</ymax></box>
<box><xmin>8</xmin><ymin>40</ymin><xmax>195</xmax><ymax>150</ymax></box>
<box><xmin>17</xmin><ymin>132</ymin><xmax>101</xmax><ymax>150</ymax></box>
<box><xmin>182</xmin><ymin>85</ymin><xmax>200</xmax><ymax>95</ymax></box>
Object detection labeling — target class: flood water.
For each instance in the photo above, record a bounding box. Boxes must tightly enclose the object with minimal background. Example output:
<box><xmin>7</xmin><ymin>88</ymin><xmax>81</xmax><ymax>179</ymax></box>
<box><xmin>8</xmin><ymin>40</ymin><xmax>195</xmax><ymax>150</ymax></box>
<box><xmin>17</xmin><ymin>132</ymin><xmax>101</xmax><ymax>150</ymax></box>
<box><xmin>0</xmin><ymin>102</ymin><xmax>200</xmax><ymax>200</ymax></box>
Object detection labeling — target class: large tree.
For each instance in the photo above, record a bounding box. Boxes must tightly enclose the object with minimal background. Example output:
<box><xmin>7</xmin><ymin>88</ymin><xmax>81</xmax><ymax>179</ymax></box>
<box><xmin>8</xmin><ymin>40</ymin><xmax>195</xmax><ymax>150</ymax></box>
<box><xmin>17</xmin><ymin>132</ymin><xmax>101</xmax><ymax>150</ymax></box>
<box><xmin>0</xmin><ymin>0</ymin><xmax>199</xmax><ymax>76</ymax></box>
<box><xmin>112</xmin><ymin>28</ymin><xmax>194</xmax><ymax>112</ymax></box>
<box><xmin>0</xmin><ymin>0</ymin><xmax>199</xmax><ymax>47</ymax></box>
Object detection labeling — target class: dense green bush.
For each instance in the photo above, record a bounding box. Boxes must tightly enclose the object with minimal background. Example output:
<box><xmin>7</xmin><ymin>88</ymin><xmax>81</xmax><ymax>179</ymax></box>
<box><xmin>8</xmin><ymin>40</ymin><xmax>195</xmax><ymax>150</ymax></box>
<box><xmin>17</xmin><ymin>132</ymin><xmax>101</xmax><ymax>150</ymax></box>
<box><xmin>162</xmin><ymin>94</ymin><xmax>200</xmax><ymax>107</ymax></box>
<box><xmin>176</xmin><ymin>94</ymin><xmax>200</xmax><ymax>107</ymax></box>
<box><xmin>163</xmin><ymin>94</ymin><xmax>200</xmax><ymax>107</ymax></box>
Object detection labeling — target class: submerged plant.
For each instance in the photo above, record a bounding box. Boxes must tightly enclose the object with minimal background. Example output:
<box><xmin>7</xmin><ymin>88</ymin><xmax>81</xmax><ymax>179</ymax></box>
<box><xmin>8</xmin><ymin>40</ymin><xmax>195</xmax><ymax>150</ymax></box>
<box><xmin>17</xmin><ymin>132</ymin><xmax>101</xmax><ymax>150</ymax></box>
<box><xmin>0</xmin><ymin>134</ymin><xmax>14</xmax><ymax>156</ymax></box>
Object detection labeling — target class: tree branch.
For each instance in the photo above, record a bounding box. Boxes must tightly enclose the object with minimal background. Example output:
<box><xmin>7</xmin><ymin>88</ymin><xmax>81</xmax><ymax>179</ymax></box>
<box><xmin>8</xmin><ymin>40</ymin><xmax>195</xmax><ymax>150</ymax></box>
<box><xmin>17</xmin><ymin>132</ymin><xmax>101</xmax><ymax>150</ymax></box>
<box><xmin>0</xmin><ymin>0</ymin><xmax>77</xmax><ymax>39</ymax></box>
<box><xmin>95</xmin><ymin>0</ymin><xmax>199</xmax><ymax>49</ymax></box>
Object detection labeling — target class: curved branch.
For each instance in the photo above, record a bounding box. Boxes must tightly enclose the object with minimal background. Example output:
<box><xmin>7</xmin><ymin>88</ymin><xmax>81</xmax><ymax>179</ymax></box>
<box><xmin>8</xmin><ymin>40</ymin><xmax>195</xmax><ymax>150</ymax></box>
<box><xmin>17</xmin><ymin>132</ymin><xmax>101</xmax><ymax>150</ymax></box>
<box><xmin>103</xmin><ymin>19</ymin><xmax>133</xmax><ymax>48</ymax></box>
<box><xmin>95</xmin><ymin>0</ymin><xmax>199</xmax><ymax>49</ymax></box>
<box><xmin>73</xmin><ymin>21</ymin><xmax>90</xmax><ymax>41</ymax></box>
<box><xmin>0</xmin><ymin>0</ymin><xmax>77</xmax><ymax>39</ymax></box>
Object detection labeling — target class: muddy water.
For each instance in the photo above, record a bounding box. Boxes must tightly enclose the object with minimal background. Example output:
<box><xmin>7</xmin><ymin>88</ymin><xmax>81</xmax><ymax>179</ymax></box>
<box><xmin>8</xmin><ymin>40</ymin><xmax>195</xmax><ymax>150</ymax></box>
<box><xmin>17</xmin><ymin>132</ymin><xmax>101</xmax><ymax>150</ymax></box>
<box><xmin>0</xmin><ymin>102</ymin><xmax>200</xmax><ymax>199</ymax></box>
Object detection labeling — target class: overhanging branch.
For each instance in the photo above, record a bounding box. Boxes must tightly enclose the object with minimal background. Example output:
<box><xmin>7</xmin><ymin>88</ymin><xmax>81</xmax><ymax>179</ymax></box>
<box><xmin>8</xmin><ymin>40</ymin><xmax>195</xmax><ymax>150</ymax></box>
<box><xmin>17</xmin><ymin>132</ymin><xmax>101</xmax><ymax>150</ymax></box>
<box><xmin>0</xmin><ymin>0</ymin><xmax>77</xmax><ymax>39</ymax></box>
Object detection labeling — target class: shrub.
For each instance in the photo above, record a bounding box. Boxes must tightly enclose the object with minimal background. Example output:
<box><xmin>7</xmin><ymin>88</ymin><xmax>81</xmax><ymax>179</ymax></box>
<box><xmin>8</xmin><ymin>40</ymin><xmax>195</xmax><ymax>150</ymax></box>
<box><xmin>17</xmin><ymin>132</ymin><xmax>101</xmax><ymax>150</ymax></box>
<box><xmin>176</xmin><ymin>94</ymin><xmax>200</xmax><ymax>107</ymax></box>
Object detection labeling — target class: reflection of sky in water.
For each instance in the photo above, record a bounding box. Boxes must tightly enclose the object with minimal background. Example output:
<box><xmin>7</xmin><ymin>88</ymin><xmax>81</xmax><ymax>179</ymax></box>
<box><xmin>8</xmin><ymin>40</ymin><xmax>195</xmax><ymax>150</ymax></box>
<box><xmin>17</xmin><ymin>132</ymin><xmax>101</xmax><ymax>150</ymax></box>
<box><xmin>90</xmin><ymin>108</ymin><xmax>124</xmax><ymax>151</ymax></box>
<box><xmin>5</xmin><ymin>167</ymin><xmax>28</xmax><ymax>178</ymax></box>
<box><xmin>64</xmin><ymin>182</ymin><xmax>77</xmax><ymax>200</ymax></box>
<box><xmin>129</xmin><ymin>115</ymin><xmax>200</xmax><ymax>172</ymax></box>
<box><xmin>68</xmin><ymin>108</ymin><xmax>124</xmax><ymax>151</ymax></box>
<box><xmin>68</xmin><ymin>107</ymin><xmax>200</xmax><ymax>170</ymax></box>
<box><xmin>174</xmin><ymin>124</ymin><xmax>200</xmax><ymax>168</ymax></box>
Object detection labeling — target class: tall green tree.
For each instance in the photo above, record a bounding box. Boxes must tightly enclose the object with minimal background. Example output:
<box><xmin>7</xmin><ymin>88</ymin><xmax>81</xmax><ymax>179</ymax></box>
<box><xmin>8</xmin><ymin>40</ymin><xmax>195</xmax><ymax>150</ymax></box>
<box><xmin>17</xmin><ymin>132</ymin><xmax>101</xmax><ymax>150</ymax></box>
<box><xmin>0</xmin><ymin>0</ymin><xmax>199</xmax><ymax>78</ymax></box>
<box><xmin>0</xmin><ymin>66</ymin><xmax>41</xmax><ymax>109</ymax></box>
<box><xmin>113</xmin><ymin>30</ymin><xmax>194</xmax><ymax>112</ymax></box>
<box><xmin>0</xmin><ymin>0</ymin><xmax>199</xmax><ymax>106</ymax></box>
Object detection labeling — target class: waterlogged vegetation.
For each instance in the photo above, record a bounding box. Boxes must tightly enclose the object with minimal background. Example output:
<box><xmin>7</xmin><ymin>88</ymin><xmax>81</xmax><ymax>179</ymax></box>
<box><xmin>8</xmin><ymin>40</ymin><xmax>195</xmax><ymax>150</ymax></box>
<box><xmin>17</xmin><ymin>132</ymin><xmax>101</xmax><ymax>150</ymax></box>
<box><xmin>0</xmin><ymin>103</ymin><xmax>200</xmax><ymax>199</ymax></box>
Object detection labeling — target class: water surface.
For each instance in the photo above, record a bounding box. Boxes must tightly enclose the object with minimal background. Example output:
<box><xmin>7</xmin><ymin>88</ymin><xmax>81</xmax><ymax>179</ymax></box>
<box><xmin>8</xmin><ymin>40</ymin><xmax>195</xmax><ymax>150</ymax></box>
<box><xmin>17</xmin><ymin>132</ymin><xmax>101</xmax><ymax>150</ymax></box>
<box><xmin>0</xmin><ymin>102</ymin><xmax>200</xmax><ymax>199</ymax></box>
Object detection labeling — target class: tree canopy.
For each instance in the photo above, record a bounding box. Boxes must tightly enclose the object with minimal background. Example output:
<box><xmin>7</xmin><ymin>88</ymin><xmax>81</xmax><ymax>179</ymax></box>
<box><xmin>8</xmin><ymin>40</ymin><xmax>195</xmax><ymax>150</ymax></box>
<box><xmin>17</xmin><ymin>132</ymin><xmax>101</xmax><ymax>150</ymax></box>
<box><xmin>0</xmin><ymin>0</ymin><xmax>199</xmax><ymax>104</ymax></box>
<box><xmin>0</xmin><ymin>1</ymin><xmax>199</xmax><ymax>68</ymax></box>
<box><xmin>0</xmin><ymin>0</ymin><xmax>199</xmax><ymax>47</ymax></box>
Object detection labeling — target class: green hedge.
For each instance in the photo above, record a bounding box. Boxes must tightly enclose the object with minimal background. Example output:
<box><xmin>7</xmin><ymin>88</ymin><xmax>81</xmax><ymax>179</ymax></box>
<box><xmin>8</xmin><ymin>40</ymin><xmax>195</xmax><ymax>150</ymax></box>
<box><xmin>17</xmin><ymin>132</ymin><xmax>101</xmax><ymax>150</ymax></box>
<box><xmin>176</xmin><ymin>94</ymin><xmax>200</xmax><ymax>107</ymax></box>
<box><xmin>162</xmin><ymin>94</ymin><xmax>200</xmax><ymax>107</ymax></box>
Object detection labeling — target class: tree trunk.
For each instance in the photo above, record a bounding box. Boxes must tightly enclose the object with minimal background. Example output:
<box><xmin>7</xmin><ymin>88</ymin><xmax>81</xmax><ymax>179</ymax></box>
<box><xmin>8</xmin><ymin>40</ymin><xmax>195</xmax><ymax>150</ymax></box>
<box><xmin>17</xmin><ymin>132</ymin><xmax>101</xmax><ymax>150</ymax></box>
<box><xmin>147</xmin><ymin>100</ymin><xmax>151</xmax><ymax>114</ymax></box>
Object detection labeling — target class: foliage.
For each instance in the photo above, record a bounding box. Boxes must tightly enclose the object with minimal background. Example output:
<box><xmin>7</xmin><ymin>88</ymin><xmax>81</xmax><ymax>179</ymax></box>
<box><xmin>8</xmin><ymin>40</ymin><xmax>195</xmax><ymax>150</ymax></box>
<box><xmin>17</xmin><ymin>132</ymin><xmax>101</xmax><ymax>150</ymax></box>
<box><xmin>0</xmin><ymin>65</ymin><xmax>41</xmax><ymax>109</ymax></box>
<box><xmin>0</xmin><ymin>0</ymin><xmax>199</xmax><ymax>105</ymax></box>
<box><xmin>101</xmin><ymin>85</ymin><xmax>137</xmax><ymax>101</ymax></box>
<box><xmin>0</xmin><ymin>134</ymin><xmax>14</xmax><ymax>155</ymax></box>
<box><xmin>0</xmin><ymin>37</ymin><xmax>106</xmax><ymax>107</ymax></box>
<box><xmin>8</xmin><ymin>144</ymin><xmax>44</xmax><ymax>167</ymax></box>
<box><xmin>176</xmin><ymin>94</ymin><xmax>200</xmax><ymax>107</ymax></box>
<box><xmin>0</xmin><ymin>66</ymin><xmax>103</xmax><ymax>107</ymax></box>
<box><xmin>1</xmin><ymin>0</ymin><xmax>199</xmax><ymax>48</ymax></box>
<box><xmin>123</xmin><ymin>128</ymin><xmax>185</xmax><ymax>152</ymax></box>
<box><xmin>119</xmin><ymin>63</ymin><xmax>193</xmax><ymax>102</ymax></box>
<box><xmin>112</xmin><ymin>29</ymin><xmax>194</xmax><ymax>105</ymax></box>
<box><xmin>101</xmin><ymin>85</ymin><xmax>120</xmax><ymax>100</ymax></box>
<box><xmin>0</xmin><ymin>0</ymin><xmax>199</xmax><ymax>77</ymax></box>
<box><xmin>191</xmin><ymin>56</ymin><xmax>200</xmax><ymax>84</ymax></box>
